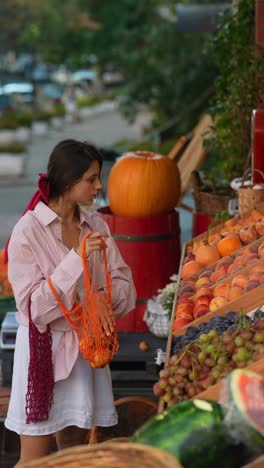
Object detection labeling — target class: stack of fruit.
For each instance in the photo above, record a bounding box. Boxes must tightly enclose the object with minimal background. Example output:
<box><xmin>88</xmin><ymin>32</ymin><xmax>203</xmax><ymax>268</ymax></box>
<box><xmin>154</xmin><ymin>311</ymin><xmax>264</xmax><ymax>406</ymax></box>
<box><xmin>173</xmin><ymin>207</ymin><xmax>264</xmax><ymax>332</ymax></box>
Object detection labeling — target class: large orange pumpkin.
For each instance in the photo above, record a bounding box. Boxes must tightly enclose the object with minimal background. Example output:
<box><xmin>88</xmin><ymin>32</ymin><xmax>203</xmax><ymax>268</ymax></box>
<box><xmin>107</xmin><ymin>151</ymin><xmax>181</xmax><ymax>217</ymax></box>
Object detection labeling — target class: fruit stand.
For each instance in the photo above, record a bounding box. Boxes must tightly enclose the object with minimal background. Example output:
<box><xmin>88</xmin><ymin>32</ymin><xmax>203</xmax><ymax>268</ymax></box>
<box><xmin>98</xmin><ymin>196</ymin><xmax>264</xmax><ymax>467</ymax></box>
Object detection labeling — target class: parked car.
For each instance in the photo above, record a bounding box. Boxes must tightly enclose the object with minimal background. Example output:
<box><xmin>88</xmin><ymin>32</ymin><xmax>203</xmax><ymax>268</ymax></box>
<box><xmin>0</xmin><ymin>82</ymin><xmax>35</xmax><ymax>110</ymax></box>
<box><xmin>72</xmin><ymin>69</ymin><xmax>98</xmax><ymax>84</ymax></box>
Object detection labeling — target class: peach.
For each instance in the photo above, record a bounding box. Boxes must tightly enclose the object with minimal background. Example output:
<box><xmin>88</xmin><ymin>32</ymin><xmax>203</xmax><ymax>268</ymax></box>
<box><xmin>194</xmin><ymin>293</ymin><xmax>214</xmax><ymax>307</ymax></box>
<box><xmin>227</xmin><ymin>263</ymin><xmax>243</xmax><ymax>275</ymax></box>
<box><xmin>250</xmin><ymin>265</ymin><xmax>264</xmax><ymax>274</ymax></box>
<box><xmin>194</xmin><ymin>287</ymin><xmax>213</xmax><ymax>301</ymax></box>
<box><xmin>231</xmin><ymin>274</ymin><xmax>249</xmax><ymax>289</ymax></box>
<box><xmin>242</xmin><ymin>244</ymin><xmax>258</xmax><ymax>255</ymax></box>
<box><xmin>256</xmin><ymin>219</ymin><xmax>264</xmax><ymax>236</ymax></box>
<box><xmin>176</xmin><ymin>299</ymin><xmax>194</xmax><ymax>310</ymax></box>
<box><xmin>226</xmin><ymin>286</ymin><xmax>244</xmax><ymax>301</ymax></box>
<box><xmin>244</xmin><ymin>253</ymin><xmax>260</xmax><ymax>264</ymax></box>
<box><xmin>244</xmin><ymin>280</ymin><xmax>261</xmax><ymax>293</ymax></box>
<box><xmin>177</xmin><ymin>293</ymin><xmax>195</xmax><ymax>304</ymax></box>
<box><xmin>193</xmin><ymin>306</ymin><xmax>210</xmax><ymax>319</ymax></box>
<box><xmin>181</xmin><ymin>261</ymin><xmax>203</xmax><ymax>279</ymax></box>
<box><xmin>232</xmin><ymin>256</ymin><xmax>247</xmax><ymax>267</ymax></box>
<box><xmin>175</xmin><ymin>307</ymin><xmax>194</xmax><ymax>320</ymax></box>
<box><xmin>210</xmin><ymin>269</ymin><xmax>227</xmax><ymax>284</ymax></box>
<box><xmin>179</xmin><ymin>285</ymin><xmax>196</xmax><ymax>295</ymax></box>
<box><xmin>249</xmin><ymin>271</ymin><xmax>264</xmax><ymax>283</ymax></box>
<box><xmin>199</xmin><ymin>269</ymin><xmax>215</xmax><ymax>279</ymax></box>
<box><xmin>195</xmin><ymin>277</ymin><xmax>212</xmax><ymax>289</ymax></box>
<box><xmin>258</xmin><ymin>242</ymin><xmax>264</xmax><ymax>258</ymax></box>
<box><xmin>215</xmin><ymin>256</ymin><xmax>233</xmax><ymax>268</ymax></box>
<box><xmin>183</xmin><ymin>252</ymin><xmax>196</xmax><ymax>264</ymax></box>
<box><xmin>239</xmin><ymin>226</ymin><xmax>258</xmax><ymax>244</ymax></box>
<box><xmin>213</xmin><ymin>283</ymin><xmax>231</xmax><ymax>298</ymax></box>
<box><xmin>209</xmin><ymin>296</ymin><xmax>228</xmax><ymax>312</ymax></box>
<box><xmin>224</xmin><ymin>218</ymin><xmax>236</xmax><ymax>229</ymax></box>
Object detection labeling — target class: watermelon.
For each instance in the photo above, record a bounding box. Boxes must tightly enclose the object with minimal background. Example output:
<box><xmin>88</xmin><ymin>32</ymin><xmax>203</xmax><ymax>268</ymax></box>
<box><xmin>131</xmin><ymin>399</ymin><xmax>244</xmax><ymax>468</ymax></box>
<box><xmin>225</xmin><ymin>369</ymin><xmax>264</xmax><ymax>455</ymax></box>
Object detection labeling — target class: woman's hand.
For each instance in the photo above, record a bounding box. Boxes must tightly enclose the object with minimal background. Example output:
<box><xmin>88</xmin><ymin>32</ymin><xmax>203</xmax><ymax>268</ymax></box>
<box><xmin>76</xmin><ymin>231</ymin><xmax>109</xmax><ymax>258</ymax></box>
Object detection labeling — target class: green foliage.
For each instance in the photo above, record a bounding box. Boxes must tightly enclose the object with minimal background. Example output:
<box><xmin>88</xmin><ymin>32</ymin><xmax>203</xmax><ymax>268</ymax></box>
<box><xmin>0</xmin><ymin>142</ymin><xmax>27</xmax><ymax>153</ymax></box>
<box><xmin>51</xmin><ymin>103</ymin><xmax>66</xmax><ymax>117</ymax></box>
<box><xmin>0</xmin><ymin>115</ymin><xmax>19</xmax><ymax>130</ymax></box>
<box><xmin>209</xmin><ymin>210</ymin><xmax>230</xmax><ymax>229</ymax></box>
<box><xmin>87</xmin><ymin>0</ymin><xmax>218</xmax><ymax>131</ymax></box>
<box><xmin>14</xmin><ymin>111</ymin><xmax>34</xmax><ymax>128</ymax></box>
<box><xmin>205</xmin><ymin>0</ymin><xmax>264</xmax><ymax>182</ymax></box>
<box><xmin>76</xmin><ymin>95</ymin><xmax>101</xmax><ymax>108</ymax></box>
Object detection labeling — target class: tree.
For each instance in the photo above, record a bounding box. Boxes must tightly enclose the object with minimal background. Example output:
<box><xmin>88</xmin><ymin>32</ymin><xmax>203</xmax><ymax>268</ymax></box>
<box><xmin>86</xmin><ymin>0</ymin><xmax>218</xmax><ymax>132</ymax></box>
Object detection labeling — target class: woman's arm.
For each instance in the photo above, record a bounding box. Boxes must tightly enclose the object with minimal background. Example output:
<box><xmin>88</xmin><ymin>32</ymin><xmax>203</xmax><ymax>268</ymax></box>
<box><xmin>8</xmin><ymin>226</ymin><xmax>83</xmax><ymax>330</ymax></box>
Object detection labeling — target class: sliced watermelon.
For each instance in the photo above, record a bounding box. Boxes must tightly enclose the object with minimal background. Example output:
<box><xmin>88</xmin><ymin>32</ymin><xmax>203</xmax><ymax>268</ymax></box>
<box><xmin>132</xmin><ymin>399</ymin><xmax>244</xmax><ymax>468</ymax></box>
<box><xmin>226</xmin><ymin>369</ymin><xmax>264</xmax><ymax>455</ymax></box>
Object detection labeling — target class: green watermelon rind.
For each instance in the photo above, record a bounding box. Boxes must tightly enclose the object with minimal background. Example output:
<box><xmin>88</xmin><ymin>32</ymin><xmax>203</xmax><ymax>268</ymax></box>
<box><xmin>132</xmin><ymin>399</ymin><xmax>243</xmax><ymax>468</ymax></box>
<box><xmin>226</xmin><ymin>369</ymin><xmax>264</xmax><ymax>455</ymax></box>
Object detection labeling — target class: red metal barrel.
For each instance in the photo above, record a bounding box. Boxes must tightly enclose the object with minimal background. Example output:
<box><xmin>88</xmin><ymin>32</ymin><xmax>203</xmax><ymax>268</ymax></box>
<box><xmin>192</xmin><ymin>212</ymin><xmax>212</xmax><ymax>237</ymax></box>
<box><xmin>98</xmin><ymin>207</ymin><xmax>181</xmax><ymax>332</ymax></box>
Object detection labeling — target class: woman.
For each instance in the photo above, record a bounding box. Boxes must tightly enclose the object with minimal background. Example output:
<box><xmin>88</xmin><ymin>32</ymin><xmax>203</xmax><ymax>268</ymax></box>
<box><xmin>4</xmin><ymin>139</ymin><xmax>136</xmax><ymax>465</ymax></box>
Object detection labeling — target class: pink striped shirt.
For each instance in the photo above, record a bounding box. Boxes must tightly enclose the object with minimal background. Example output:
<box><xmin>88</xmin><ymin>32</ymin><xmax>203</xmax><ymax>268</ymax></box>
<box><xmin>8</xmin><ymin>201</ymin><xmax>136</xmax><ymax>381</ymax></box>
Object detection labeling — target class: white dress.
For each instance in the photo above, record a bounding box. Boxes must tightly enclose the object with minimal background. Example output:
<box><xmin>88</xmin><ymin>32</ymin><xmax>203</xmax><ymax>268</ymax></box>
<box><xmin>5</xmin><ymin>325</ymin><xmax>118</xmax><ymax>435</ymax></box>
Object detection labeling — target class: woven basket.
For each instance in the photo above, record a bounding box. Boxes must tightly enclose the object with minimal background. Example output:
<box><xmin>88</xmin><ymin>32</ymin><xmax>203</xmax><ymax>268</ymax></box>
<box><xmin>193</xmin><ymin>190</ymin><xmax>231</xmax><ymax>216</ymax></box>
<box><xmin>238</xmin><ymin>168</ymin><xmax>264</xmax><ymax>216</ymax></box>
<box><xmin>19</xmin><ymin>442</ymin><xmax>182</xmax><ymax>468</ymax></box>
<box><xmin>89</xmin><ymin>396</ymin><xmax>158</xmax><ymax>444</ymax></box>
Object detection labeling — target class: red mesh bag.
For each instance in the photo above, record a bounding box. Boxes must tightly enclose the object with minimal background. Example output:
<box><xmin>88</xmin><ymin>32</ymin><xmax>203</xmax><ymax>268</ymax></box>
<box><xmin>48</xmin><ymin>232</ymin><xmax>119</xmax><ymax>368</ymax></box>
<box><xmin>25</xmin><ymin>298</ymin><xmax>54</xmax><ymax>424</ymax></box>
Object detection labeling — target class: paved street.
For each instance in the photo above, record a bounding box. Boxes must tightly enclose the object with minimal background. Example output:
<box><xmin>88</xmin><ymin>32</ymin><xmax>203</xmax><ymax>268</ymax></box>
<box><xmin>0</xmin><ymin>104</ymin><xmax>193</xmax><ymax>246</ymax></box>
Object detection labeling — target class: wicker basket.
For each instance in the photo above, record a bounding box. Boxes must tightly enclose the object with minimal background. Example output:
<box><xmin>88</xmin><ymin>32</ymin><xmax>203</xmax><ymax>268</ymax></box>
<box><xmin>191</xmin><ymin>171</ymin><xmax>231</xmax><ymax>217</ymax></box>
<box><xmin>89</xmin><ymin>396</ymin><xmax>158</xmax><ymax>444</ymax></box>
<box><xmin>193</xmin><ymin>190</ymin><xmax>231</xmax><ymax>217</ymax></box>
<box><xmin>19</xmin><ymin>442</ymin><xmax>182</xmax><ymax>467</ymax></box>
<box><xmin>238</xmin><ymin>186</ymin><xmax>264</xmax><ymax>216</ymax></box>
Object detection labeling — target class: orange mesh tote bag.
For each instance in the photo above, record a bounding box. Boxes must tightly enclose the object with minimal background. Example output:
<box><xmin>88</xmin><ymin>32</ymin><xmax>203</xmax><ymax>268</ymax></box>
<box><xmin>48</xmin><ymin>232</ymin><xmax>119</xmax><ymax>368</ymax></box>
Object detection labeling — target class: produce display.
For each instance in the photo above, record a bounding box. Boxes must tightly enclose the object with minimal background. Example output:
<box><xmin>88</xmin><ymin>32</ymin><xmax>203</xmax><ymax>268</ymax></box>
<box><xmin>154</xmin><ymin>314</ymin><xmax>264</xmax><ymax>405</ymax></box>
<box><xmin>173</xmin><ymin>207</ymin><xmax>264</xmax><ymax>332</ymax></box>
<box><xmin>107</xmin><ymin>151</ymin><xmax>181</xmax><ymax>217</ymax></box>
<box><xmin>134</xmin><ymin>369</ymin><xmax>264</xmax><ymax>468</ymax></box>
